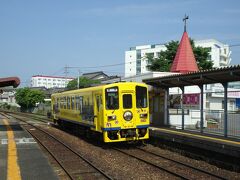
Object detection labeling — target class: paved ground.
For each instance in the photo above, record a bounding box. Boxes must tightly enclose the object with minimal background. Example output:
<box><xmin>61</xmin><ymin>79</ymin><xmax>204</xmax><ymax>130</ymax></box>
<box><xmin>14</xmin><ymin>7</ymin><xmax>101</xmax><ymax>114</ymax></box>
<box><xmin>0</xmin><ymin>114</ymin><xmax>58</xmax><ymax>180</ymax></box>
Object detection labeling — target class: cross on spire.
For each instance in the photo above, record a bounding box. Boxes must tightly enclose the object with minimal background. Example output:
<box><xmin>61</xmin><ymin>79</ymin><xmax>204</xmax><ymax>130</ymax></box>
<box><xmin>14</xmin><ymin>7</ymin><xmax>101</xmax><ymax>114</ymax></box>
<box><xmin>183</xmin><ymin>14</ymin><xmax>189</xmax><ymax>32</ymax></box>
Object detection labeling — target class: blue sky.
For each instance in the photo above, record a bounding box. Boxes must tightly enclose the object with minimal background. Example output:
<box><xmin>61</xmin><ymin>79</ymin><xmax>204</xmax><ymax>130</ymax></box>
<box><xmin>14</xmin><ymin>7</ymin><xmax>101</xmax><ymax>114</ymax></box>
<box><xmin>0</xmin><ymin>0</ymin><xmax>240</xmax><ymax>86</ymax></box>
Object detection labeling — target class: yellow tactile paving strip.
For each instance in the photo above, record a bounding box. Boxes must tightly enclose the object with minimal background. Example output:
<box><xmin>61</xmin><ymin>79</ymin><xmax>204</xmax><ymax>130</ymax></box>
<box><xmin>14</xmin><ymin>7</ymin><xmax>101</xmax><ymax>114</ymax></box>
<box><xmin>3</xmin><ymin>119</ymin><xmax>22</xmax><ymax>180</ymax></box>
<box><xmin>151</xmin><ymin>127</ymin><xmax>240</xmax><ymax>146</ymax></box>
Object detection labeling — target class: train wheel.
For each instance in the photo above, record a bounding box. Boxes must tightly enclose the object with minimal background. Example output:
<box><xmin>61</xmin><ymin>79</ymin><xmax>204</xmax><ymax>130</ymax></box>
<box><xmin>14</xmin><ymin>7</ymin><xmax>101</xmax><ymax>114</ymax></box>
<box><xmin>141</xmin><ymin>140</ymin><xmax>147</xmax><ymax>146</ymax></box>
<box><xmin>57</xmin><ymin>119</ymin><xmax>63</xmax><ymax>127</ymax></box>
<box><xmin>99</xmin><ymin>134</ymin><xmax>103</xmax><ymax>142</ymax></box>
<box><xmin>85</xmin><ymin>128</ymin><xmax>91</xmax><ymax>139</ymax></box>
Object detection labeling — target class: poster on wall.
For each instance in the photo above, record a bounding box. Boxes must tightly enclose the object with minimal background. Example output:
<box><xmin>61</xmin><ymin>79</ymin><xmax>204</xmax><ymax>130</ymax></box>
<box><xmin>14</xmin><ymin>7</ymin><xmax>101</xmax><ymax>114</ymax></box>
<box><xmin>169</xmin><ymin>93</ymin><xmax>200</xmax><ymax>109</ymax></box>
<box><xmin>183</xmin><ymin>93</ymin><xmax>200</xmax><ymax>109</ymax></box>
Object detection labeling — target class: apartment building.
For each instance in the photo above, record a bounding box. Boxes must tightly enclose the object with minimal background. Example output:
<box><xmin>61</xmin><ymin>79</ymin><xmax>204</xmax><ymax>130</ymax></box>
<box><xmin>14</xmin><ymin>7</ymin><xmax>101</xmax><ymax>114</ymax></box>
<box><xmin>31</xmin><ymin>75</ymin><xmax>74</xmax><ymax>89</ymax></box>
<box><xmin>125</xmin><ymin>39</ymin><xmax>231</xmax><ymax>77</ymax></box>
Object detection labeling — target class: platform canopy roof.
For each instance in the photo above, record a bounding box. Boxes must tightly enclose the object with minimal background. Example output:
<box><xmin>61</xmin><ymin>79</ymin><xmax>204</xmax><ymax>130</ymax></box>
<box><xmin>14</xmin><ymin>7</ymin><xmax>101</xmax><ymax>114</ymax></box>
<box><xmin>170</xmin><ymin>31</ymin><xmax>199</xmax><ymax>73</ymax></box>
<box><xmin>0</xmin><ymin>77</ymin><xmax>20</xmax><ymax>88</ymax></box>
<box><xmin>143</xmin><ymin>65</ymin><xmax>240</xmax><ymax>88</ymax></box>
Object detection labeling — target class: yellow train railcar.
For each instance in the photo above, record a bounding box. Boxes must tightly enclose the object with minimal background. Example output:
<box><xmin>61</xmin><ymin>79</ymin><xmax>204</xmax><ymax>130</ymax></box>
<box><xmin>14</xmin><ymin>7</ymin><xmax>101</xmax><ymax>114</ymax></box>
<box><xmin>51</xmin><ymin>82</ymin><xmax>149</xmax><ymax>143</ymax></box>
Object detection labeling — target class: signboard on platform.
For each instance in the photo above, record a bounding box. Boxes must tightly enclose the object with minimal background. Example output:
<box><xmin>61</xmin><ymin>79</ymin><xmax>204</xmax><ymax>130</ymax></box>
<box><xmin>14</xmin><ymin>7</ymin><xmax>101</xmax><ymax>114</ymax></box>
<box><xmin>183</xmin><ymin>93</ymin><xmax>200</xmax><ymax>105</ymax></box>
<box><xmin>170</xmin><ymin>93</ymin><xmax>200</xmax><ymax>109</ymax></box>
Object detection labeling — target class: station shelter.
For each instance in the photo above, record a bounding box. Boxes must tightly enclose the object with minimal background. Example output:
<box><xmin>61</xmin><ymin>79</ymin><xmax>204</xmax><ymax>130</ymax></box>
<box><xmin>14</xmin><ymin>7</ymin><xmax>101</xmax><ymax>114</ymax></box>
<box><xmin>143</xmin><ymin>65</ymin><xmax>240</xmax><ymax>138</ymax></box>
<box><xmin>143</xmin><ymin>26</ymin><xmax>240</xmax><ymax>139</ymax></box>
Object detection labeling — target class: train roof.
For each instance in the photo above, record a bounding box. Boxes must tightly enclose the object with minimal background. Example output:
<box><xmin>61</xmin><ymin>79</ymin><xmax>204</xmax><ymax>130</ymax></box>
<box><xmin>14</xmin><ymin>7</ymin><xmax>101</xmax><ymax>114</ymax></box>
<box><xmin>51</xmin><ymin>82</ymin><xmax>147</xmax><ymax>96</ymax></box>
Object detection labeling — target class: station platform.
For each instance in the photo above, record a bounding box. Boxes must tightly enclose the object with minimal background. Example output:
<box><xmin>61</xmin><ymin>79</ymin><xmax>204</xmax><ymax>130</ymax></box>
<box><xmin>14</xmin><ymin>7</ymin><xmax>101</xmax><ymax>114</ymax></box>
<box><xmin>149</xmin><ymin>126</ymin><xmax>240</xmax><ymax>165</ymax></box>
<box><xmin>0</xmin><ymin>114</ymin><xmax>58</xmax><ymax>180</ymax></box>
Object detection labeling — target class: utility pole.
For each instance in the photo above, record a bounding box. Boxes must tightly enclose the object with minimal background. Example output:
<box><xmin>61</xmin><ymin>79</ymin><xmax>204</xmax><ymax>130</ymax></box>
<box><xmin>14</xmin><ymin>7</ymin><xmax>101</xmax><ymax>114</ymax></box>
<box><xmin>63</xmin><ymin>65</ymin><xmax>82</xmax><ymax>88</ymax></box>
<box><xmin>64</xmin><ymin>65</ymin><xmax>69</xmax><ymax>87</ymax></box>
<box><xmin>64</xmin><ymin>65</ymin><xmax>69</xmax><ymax>78</ymax></box>
<box><xmin>77</xmin><ymin>69</ymin><xmax>80</xmax><ymax>89</ymax></box>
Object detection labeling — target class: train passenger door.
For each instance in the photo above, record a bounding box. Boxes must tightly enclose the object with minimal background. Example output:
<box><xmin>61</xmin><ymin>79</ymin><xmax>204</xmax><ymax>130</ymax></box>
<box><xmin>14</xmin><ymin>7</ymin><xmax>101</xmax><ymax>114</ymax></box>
<box><xmin>122</xmin><ymin>93</ymin><xmax>135</xmax><ymax>128</ymax></box>
<box><xmin>94</xmin><ymin>94</ymin><xmax>103</xmax><ymax>132</ymax></box>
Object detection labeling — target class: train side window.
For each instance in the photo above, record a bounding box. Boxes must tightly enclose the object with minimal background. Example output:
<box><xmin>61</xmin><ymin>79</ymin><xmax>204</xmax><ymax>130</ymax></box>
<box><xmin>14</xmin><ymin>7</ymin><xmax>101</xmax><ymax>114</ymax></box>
<box><xmin>96</xmin><ymin>95</ymin><xmax>102</xmax><ymax>111</ymax></box>
<box><xmin>64</xmin><ymin>97</ymin><xmax>67</xmax><ymax>109</ymax></box>
<box><xmin>79</xmin><ymin>96</ymin><xmax>83</xmax><ymax>112</ymax></box>
<box><xmin>67</xmin><ymin>96</ymin><xmax>71</xmax><ymax>109</ymax></box>
<box><xmin>69</xmin><ymin>97</ymin><xmax>71</xmax><ymax>109</ymax></box>
<box><xmin>76</xmin><ymin>96</ymin><xmax>79</xmax><ymax>110</ymax></box>
<box><xmin>100</xmin><ymin>95</ymin><xmax>102</xmax><ymax>106</ymax></box>
<box><xmin>58</xmin><ymin>98</ymin><xmax>60</xmax><ymax>108</ymax></box>
<box><xmin>66</xmin><ymin>97</ymin><xmax>68</xmax><ymax>109</ymax></box>
<box><xmin>123</xmin><ymin>94</ymin><xmax>132</xmax><ymax>109</ymax></box>
<box><xmin>76</xmin><ymin>96</ymin><xmax>83</xmax><ymax>112</ymax></box>
<box><xmin>71</xmin><ymin>96</ymin><xmax>75</xmax><ymax>110</ymax></box>
<box><xmin>56</xmin><ymin>98</ymin><xmax>59</xmax><ymax>108</ymax></box>
<box><xmin>62</xmin><ymin>97</ymin><xmax>64</xmax><ymax>109</ymax></box>
<box><xmin>60</xmin><ymin>98</ymin><xmax>62</xmax><ymax>108</ymax></box>
<box><xmin>96</xmin><ymin>96</ymin><xmax>99</xmax><ymax>111</ymax></box>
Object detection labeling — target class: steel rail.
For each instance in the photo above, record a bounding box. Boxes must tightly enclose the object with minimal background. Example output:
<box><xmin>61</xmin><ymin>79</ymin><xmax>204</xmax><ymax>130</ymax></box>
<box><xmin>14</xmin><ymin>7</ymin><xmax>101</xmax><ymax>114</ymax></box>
<box><xmin>113</xmin><ymin>147</ymin><xmax>190</xmax><ymax>180</ymax></box>
<box><xmin>137</xmin><ymin>147</ymin><xmax>227</xmax><ymax>180</ymax></box>
<box><xmin>24</xmin><ymin>124</ymin><xmax>75</xmax><ymax>180</ymax></box>
<box><xmin>7</xmin><ymin>112</ymin><xmax>50</xmax><ymax>124</ymax></box>
<box><xmin>3</xmin><ymin>113</ymin><xmax>113</xmax><ymax>180</ymax></box>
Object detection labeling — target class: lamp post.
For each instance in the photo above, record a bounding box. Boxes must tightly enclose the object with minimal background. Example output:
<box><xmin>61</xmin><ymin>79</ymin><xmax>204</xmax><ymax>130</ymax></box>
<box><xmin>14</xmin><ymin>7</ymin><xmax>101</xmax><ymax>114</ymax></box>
<box><xmin>77</xmin><ymin>69</ymin><xmax>80</xmax><ymax>89</ymax></box>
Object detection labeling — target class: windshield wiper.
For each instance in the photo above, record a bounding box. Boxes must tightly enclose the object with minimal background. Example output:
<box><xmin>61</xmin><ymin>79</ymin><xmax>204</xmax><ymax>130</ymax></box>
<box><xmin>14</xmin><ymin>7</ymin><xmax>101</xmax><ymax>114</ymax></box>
<box><xmin>138</xmin><ymin>103</ymin><xmax>144</xmax><ymax>112</ymax></box>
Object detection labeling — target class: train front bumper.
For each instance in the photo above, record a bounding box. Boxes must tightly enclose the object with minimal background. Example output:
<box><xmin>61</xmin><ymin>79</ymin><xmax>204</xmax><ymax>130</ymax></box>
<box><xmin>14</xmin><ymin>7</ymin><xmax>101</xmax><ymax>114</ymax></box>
<box><xmin>102</xmin><ymin>127</ymin><xmax>149</xmax><ymax>143</ymax></box>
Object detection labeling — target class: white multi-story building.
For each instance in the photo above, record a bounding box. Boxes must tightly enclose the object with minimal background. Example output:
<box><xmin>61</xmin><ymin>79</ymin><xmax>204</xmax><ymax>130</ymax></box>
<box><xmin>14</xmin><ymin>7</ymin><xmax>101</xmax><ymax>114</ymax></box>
<box><xmin>194</xmin><ymin>39</ymin><xmax>231</xmax><ymax>67</ymax></box>
<box><xmin>31</xmin><ymin>75</ymin><xmax>74</xmax><ymax>89</ymax></box>
<box><xmin>125</xmin><ymin>44</ymin><xmax>166</xmax><ymax>77</ymax></box>
<box><xmin>0</xmin><ymin>90</ymin><xmax>18</xmax><ymax>106</ymax></box>
<box><xmin>125</xmin><ymin>39</ymin><xmax>231</xmax><ymax>77</ymax></box>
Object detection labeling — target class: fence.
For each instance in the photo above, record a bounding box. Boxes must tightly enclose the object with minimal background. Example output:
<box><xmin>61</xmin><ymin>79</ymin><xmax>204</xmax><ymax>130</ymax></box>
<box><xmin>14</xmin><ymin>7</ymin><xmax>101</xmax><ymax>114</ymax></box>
<box><xmin>169</xmin><ymin>109</ymin><xmax>240</xmax><ymax>139</ymax></box>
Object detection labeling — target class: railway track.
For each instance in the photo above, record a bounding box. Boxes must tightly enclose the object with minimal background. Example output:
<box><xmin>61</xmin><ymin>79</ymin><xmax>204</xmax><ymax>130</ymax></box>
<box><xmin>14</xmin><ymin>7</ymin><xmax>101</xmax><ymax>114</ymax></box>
<box><xmin>113</xmin><ymin>147</ymin><xmax>227</xmax><ymax>180</ymax></box>
<box><xmin>5</xmin><ymin>111</ymin><xmax>50</xmax><ymax>124</ymax></box>
<box><xmin>3</xmin><ymin>113</ymin><xmax>112</xmax><ymax>180</ymax></box>
<box><xmin>3</xmin><ymin>111</ymin><xmax>238</xmax><ymax>179</ymax></box>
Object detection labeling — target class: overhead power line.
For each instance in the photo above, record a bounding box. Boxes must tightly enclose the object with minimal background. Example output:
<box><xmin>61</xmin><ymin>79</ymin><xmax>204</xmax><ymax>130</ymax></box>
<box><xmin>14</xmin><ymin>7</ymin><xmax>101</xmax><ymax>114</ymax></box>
<box><xmin>229</xmin><ymin>44</ymin><xmax>240</xmax><ymax>47</ymax></box>
<box><xmin>53</xmin><ymin>42</ymin><xmax>240</xmax><ymax>77</ymax></box>
<box><xmin>65</xmin><ymin>62</ymin><xmax>126</xmax><ymax>69</ymax></box>
<box><xmin>65</xmin><ymin>43</ymin><xmax>240</xmax><ymax>70</ymax></box>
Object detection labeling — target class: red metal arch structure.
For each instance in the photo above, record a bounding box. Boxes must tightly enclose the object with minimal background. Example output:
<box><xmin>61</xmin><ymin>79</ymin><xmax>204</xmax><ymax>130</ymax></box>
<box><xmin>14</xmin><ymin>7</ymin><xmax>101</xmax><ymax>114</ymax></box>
<box><xmin>0</xmin><ymin>77</ymin><xmax>20</xmax><ymax>88</ymax></box>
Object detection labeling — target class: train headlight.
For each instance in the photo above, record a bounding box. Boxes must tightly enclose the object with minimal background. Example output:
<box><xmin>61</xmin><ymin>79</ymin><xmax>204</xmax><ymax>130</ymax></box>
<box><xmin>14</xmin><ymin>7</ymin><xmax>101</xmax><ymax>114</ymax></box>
<box><xmin>108</xmin><ymin>115</ymin><xmax>116</xmax><ymax>120</ymax></box>
<box><xmin>140</xmin><ymin>113</ymin><xmax>147</xmax><ymax>118</ymax></box>
<box><xmin>123</xmin><ymin>111</ymin><xmax>133</xmax><ymax>121</ymax></box>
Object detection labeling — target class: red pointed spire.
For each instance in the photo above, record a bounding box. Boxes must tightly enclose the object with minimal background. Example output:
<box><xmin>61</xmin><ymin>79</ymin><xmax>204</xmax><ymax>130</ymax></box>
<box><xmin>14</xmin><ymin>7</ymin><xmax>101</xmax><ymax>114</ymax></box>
<box><xmin>170</xmin><ymin>31</ymin><xmax>199</xmax><ymax>73</ymax></box>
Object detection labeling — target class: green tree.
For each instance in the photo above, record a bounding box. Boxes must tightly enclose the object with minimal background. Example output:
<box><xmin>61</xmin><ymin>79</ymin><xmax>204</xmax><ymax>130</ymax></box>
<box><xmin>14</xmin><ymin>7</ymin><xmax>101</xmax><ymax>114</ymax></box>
<box><xmin>193</xmin><ymin>46</ymin><xmax>213</xmax><ymax>70</ymax></box>
<box><xmin>67</xmin><ymin>77</ymin><xmax>101</xmax><ymax>90</ymax></box>
<box><xmin>146</xmin><ymin>40</ymin><xmax>213</xmax><ymax>72</ymax></box>
<box><xmin>15</xmin><ymin>88</ymin><xmax>45</xmax><ymax>112</ymax></box>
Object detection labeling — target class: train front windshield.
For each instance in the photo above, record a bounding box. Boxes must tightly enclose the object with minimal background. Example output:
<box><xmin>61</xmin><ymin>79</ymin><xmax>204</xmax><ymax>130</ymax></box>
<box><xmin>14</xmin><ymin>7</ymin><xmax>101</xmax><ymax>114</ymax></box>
<box><xmin>105</xmin><ymin>85</ymin><xmax>147</xmax><ymax>110</ymax></box>
<box><xmin>136</xmin><ymin>86</ymin><xmax>148</xmax><ymax>108</ymax></box>
<box><xmin>105</xmin><ymin>87</ymin><xmax>119</xmax><ymax>110</ymax></box>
